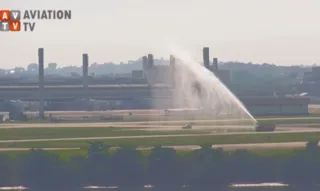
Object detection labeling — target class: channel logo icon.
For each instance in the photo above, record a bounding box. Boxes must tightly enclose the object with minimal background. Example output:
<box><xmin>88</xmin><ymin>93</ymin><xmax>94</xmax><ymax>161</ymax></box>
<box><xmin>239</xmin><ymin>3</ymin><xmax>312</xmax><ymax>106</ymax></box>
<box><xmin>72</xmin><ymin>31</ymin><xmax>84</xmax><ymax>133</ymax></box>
<box><xmin>10</xmin><ymin>21</ymin><xmax>21</xmax><ymax>31</ymax></box>
<box><xmin>0</xmin><ymin>10</ymin><xmax>10</xmax><ymax>21</ymax></box>
<box><xmin>0</xmin><ymin>10</ymin><xmax>21</xmax><ymax>32</ymax></box>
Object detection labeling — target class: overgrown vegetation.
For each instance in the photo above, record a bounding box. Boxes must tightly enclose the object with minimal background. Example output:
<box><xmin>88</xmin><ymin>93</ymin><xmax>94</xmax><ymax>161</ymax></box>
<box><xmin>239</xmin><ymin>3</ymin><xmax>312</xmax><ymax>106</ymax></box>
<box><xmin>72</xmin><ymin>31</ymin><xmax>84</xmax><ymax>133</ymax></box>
<box><xmin>1</xmin><ymin>131</ymin><xmax>320</xmax><ymax>148</ymax></box>
<box><xmin>0</xmin><ymin>141</ymin><xmax>320</xmax><ymax>189</ymax></box>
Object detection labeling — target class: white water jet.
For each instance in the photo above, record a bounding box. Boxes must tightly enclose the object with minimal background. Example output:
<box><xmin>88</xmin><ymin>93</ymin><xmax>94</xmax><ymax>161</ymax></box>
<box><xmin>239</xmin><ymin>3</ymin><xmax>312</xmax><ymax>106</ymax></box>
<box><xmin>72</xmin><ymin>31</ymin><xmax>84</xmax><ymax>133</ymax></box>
<box><xmin>230</xmin><ymin>182</ymin><xmax>289</xmax><ymax>188</ymax></box>
<box><xmin>162</xmin><ymin>47</ymin><xmax>257</xmax><ymax>126</ymax></box>
<box><xmin>0</xmin><ymin>186</ymin><xmax>27</xmax><ymax>190</ymax></box>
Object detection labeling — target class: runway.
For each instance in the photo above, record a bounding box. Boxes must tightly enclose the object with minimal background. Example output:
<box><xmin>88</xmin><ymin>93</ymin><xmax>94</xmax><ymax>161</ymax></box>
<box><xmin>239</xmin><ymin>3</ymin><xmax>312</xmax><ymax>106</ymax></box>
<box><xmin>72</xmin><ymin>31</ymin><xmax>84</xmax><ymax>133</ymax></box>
<box><xmin>0</xmin><ymin>115</ymin><xmax>320</xmax><ymax>128</ymax></box>
<box><xmin>0</xmin><ymin>141</ymin><xmax>313</xmax><ymax>152</ymax></box>
<box><xmin>163</xmin><ymin>142</ymin><xmax>314</xmax><ymax>151</ymax></box>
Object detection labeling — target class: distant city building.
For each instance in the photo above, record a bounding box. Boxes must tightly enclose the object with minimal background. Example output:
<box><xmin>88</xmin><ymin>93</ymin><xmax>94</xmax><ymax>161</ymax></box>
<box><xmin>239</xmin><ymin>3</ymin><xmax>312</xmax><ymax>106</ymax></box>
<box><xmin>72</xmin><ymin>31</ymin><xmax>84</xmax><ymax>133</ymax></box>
<box><xmin>302</xmin><ymin>66</ymin><xmax>320</xmax><ymax>84</ymax></box>
<box><xmin>48</xmin><ymin>63</ymin><xmax>57</xmax><ymax>70</ymax></box>
<box><xmin>14</xmin><ymin>67</ymin><xmax>25</xmax><ymax>73</ymax></box>
<box><xmin>27</xmin><ymin>63</ymin><xmax>38</xmax><ymax>71</ymax></box>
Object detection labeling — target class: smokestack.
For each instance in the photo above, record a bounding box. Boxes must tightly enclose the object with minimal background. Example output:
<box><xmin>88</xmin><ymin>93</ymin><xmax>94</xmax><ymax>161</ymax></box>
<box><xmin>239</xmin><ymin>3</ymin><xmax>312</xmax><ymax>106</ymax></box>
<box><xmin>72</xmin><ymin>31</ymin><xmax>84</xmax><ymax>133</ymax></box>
<box><xmin>82</xmin><ymin>54</ymin><xmax>89</xmax><ymax>88</ymax></box>
<box><xmin>213</xmin><ymin>57</ymin><xmax>218</xmax><ymax>71</ymax></box>
<box><xmin>170</xmin><ymin>55</ymin><xmax>176</xmax><ymax>87</ymax></box>
<box><xmin>203</xmin><ymin>47</ymin><xmax>210</xmax><ymax>69</ymax></box>
<box><xmin>142</xmin><ymin>56</ymin><xmax>147</xmax><ymax>78</ymax></box>
<box><xmin>147</xmin><ymin>54</ymin><xmax>154</xmax><ymax>68</ymax></box>
<box><xmin>170</xmin><ymin>55</ymin><xmax>176</xmax><ymax>66</ymax></box>
<box><xmin>38</xmin><ymin>48</ymin><xmax>45</xmax><ymax>118</ymax></box>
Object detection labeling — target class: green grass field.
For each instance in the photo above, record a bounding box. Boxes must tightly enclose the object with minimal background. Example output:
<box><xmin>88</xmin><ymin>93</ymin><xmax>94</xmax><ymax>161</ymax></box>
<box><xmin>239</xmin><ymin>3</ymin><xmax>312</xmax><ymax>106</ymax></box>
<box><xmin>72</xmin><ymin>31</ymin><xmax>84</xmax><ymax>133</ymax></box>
<box><xmin>0</xmin><ymin>114</ymin><xmax>317</xmax><ymax>162</ymax></box>
<box><xmin>0</xmin><ymin>115</ymin><xmax>319</xmax><ymax>156</ymax></box>
<box><xmin>1</xmin><ymin>131</ymin><xmax>319</xmax><ymax>148</ymax></box>
<box><xmin>0</xmin><ymin>127</ymin><xmax>211</xmax><ymax>140</ymax></box>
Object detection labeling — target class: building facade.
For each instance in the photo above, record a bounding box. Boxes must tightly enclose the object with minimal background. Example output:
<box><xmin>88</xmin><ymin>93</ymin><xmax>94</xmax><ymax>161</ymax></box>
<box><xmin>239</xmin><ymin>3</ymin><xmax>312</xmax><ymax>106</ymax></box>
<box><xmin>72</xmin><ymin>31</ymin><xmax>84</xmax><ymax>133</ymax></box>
<box><xmin>240</xmin><ymin>97</ymin><xmax>309</xmax><ymax>116</ymax></box>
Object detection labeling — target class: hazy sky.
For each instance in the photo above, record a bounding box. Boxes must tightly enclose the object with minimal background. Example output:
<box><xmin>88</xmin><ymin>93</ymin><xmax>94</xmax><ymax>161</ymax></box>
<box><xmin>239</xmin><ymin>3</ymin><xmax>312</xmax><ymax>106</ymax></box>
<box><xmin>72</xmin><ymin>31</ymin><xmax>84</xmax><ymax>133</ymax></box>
<box><xmin>2</xmin><ymin>0</ymin><xmax>320</xmax><ymax>68</ymax></box>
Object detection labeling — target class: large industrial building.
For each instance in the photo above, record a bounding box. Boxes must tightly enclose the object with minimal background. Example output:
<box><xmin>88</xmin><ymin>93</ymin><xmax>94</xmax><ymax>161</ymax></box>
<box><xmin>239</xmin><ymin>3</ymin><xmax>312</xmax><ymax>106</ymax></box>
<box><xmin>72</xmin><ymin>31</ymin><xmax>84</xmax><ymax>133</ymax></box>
<box><xmin>0</xmin><ymin>47</ymin><xmax>310</xmax><ymax>116</ymax></box>
<box><xmin>241</xmin><ymin>97</ymin><xmax>309</xmax><ymax>116</ymax></box>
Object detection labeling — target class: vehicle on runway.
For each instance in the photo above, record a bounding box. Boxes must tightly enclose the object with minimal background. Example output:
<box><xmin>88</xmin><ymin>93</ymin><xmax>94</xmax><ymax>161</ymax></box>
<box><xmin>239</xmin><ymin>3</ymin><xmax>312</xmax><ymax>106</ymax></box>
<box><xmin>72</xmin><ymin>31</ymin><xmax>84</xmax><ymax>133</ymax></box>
<box><xmin>255</xmin><ymin>123</ymin><xmax>276</xmax><ymax>132</ymax></box>
<box><xmin>182</xmin><ymin>122</ymin><xmax>194</xmax><ymax>129</ymax></box>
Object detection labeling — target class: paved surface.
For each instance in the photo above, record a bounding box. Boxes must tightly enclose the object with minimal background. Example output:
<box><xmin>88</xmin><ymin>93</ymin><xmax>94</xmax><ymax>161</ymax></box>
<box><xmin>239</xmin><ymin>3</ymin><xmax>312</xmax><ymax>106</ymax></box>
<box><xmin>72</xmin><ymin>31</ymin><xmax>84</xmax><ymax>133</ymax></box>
<box><xmin>161</xmin><ymin>142</ymin><xmax>313</xmax><ymax>151</ymax></box>
<box><xmin>0</xmin><ymin>148</ymin><xmax>80</xmax><ymax>151</ymax></box>
<box><xmin>0</xmin><ymin>115</ymin><xmax>320</xmax><ymax>129</ymax></box>
<box><xmin>309</xmin><ymin>104</ymin><xmax>320</xmax><ymax>113</ymax></box>
<box><xmin>0</xmin><ymin>142</ymin><xmax>313</xmax><ymax>152</ymax></box>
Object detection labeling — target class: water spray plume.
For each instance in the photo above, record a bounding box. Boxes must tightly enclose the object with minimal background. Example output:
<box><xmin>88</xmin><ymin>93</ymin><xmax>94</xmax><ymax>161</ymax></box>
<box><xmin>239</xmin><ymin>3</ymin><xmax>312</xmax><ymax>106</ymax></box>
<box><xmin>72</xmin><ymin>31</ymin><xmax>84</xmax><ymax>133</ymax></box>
<box><xmin>168</xmin><ymin>47</ymin><xmax>257</xmax><ymax>125</ymax></box>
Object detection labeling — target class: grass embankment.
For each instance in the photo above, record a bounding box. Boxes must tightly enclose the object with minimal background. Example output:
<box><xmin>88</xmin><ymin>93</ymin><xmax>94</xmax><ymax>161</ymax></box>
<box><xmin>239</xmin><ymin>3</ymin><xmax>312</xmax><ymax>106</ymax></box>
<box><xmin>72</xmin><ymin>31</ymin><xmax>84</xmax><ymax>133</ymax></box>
<box><xmin>1</xmin><ymin>131</ymin><xmax>320</xmax><ymax>148</ymax></box>
<box><xmin>0</xmin><ymin>127</ymin><xmax>209</xmax><ymax>140</ymax></box>
<box><xmin>3</xmin><ymin>147</ymin><xmax>304</xmax><ymax>161</ymax></box>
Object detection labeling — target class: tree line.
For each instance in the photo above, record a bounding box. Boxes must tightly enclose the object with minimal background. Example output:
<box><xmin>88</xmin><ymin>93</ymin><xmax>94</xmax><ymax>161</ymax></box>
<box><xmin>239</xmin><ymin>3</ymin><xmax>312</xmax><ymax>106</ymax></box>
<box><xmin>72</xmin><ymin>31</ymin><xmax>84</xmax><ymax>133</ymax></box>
<box><xmin>0</xmin><ymin>141</ymin><xmax>320</xmax><ymax>190</ymax></box>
